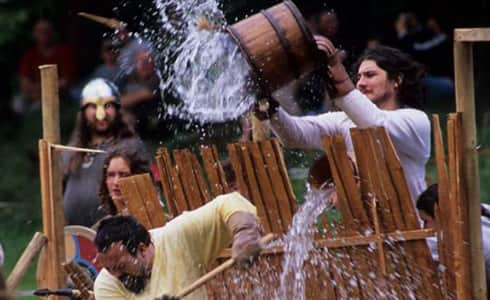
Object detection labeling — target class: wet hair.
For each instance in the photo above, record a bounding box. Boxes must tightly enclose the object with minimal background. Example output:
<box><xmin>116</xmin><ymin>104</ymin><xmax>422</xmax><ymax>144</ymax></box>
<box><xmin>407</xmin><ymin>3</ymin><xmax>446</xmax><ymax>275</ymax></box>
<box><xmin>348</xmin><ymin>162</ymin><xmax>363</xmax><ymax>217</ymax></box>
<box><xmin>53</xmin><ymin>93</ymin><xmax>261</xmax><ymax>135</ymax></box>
<box><xmin>417</xmin><ymin>183</ymin><xmax>490</xmax><ymax>219</ymax></box>
<box><xmin>94</xmin><ymin>215</ymin><xmax>151</xmax><ymax>255</ymax></box>
<box><xmin>99</xmin><ymin>147</ymin><xmax>152</xmax><ymax>215</ymax></box>
<box><xmin>416</xmin><ymin>183</ymin><xmax>438</xmax><ymax>218</ymax></box>
<box><xmin>354</xmin><ymin>45</ymin><xmax>425</xmax><ymax>109</ymax></box>
<box><xmin>65</xmin><ymin>107</ymin><xmax>135</xmax><ymax>175</ymax></box>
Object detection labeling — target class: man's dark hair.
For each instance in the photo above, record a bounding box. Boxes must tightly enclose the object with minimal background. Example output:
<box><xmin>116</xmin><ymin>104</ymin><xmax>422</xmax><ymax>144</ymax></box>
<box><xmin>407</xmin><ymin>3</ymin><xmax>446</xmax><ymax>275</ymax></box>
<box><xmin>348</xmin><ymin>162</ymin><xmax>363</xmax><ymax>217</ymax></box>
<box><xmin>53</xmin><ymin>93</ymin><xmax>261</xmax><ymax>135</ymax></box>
<box><xmin>416</xmin><ymin>183</ymin><xmax>438</xmax><ymax>218</ymax></box>
<box><xmin>99</xmin><ymin>147</ymin><xmax>152</xmax><ymax>215</ymax></box>
<box><xmin>417</xmin><ymin>183</ymin><xmax>490</xmax><ymax>219</ymax></box>
<box><xmin>94</xmin><ymin>215</ymin><xmax>151</xmax><ymax>255</ymax></box>
<box><xmin>66</xmin><ymin>107</ymin><xmax>135</xmax><ymax>175</ymax></box>
<box><xmin>354</xmin><ymin>45</ymin><xmax>426</xmax><ymax>109</ymax></box>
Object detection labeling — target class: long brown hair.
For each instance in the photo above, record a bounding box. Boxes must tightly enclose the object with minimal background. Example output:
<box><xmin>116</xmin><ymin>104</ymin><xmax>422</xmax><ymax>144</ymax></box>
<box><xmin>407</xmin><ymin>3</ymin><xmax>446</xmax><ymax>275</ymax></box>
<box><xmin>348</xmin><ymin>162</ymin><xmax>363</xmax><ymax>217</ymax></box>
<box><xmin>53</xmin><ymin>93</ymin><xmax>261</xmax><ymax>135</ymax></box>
<box><xmin>66</xmin><ymin>107</ymin><xmax>135</xmax><ymax>175</ymax></box>
<box><xmin>354</xmin><ymin>46</ymin><xmax>425</xmax><ymax>109</ymax></box>
<box><xmin>98</xmin><ymin>147</ymin><xmax>152</xmax><ymax>215</ymax></box>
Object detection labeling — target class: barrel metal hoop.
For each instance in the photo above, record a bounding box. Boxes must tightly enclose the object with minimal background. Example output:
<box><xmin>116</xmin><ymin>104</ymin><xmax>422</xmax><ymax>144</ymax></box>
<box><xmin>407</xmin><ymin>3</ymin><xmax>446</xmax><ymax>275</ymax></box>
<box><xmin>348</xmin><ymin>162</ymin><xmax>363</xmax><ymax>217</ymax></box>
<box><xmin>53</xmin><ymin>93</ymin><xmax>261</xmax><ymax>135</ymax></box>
<box><xmin>283</xmin><ymin>0</ymin><xmax>319</xmax><ymax>60</ymax></box>
<box><xmin>260</xmin><ymin>9</ymin><xmax>301</xmax><ymax>79</ymax></box>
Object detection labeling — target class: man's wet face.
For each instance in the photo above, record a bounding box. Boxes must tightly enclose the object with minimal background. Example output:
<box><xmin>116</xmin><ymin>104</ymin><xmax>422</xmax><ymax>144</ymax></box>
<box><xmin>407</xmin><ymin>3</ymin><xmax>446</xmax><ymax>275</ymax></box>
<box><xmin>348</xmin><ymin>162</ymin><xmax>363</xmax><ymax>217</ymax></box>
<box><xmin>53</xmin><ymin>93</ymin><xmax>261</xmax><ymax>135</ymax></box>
<box><xmin>96</xmin><ymin>242</ymin><xmax>151</xmax><ymax>294</ymax></box>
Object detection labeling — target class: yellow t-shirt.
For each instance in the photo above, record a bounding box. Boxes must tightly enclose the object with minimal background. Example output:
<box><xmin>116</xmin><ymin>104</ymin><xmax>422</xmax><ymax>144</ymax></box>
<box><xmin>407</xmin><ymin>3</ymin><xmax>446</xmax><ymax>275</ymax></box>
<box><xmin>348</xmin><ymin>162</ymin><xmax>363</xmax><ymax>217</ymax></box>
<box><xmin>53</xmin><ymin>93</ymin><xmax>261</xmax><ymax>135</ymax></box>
<box><xmin>94</xmin><ymin>192</ymin><xmax>257</xmax><ymax>299</ymax></box>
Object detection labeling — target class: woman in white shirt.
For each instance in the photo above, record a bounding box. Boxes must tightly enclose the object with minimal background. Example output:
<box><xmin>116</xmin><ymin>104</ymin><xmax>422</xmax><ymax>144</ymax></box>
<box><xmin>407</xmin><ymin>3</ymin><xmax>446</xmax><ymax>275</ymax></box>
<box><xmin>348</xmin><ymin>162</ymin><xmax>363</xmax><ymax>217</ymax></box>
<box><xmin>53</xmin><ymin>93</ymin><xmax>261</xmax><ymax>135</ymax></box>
<box><xmin>266</xmin><ymin>36</ymin><xmax>429</xmax><ymax>201</ymax></box>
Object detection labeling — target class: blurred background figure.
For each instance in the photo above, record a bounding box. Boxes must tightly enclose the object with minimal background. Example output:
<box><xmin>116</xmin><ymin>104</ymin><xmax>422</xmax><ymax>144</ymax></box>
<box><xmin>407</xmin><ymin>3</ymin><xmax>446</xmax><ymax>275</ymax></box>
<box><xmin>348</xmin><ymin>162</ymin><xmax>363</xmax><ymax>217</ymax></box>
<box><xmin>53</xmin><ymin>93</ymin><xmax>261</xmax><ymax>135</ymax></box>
<box><xmin>120</xmin><ymin>43</ymin><xmax>162</xmax><ymax>138</ymax></box>
<box><xmin>90</xmin><ymin>38</ymin><xmax>122</xmax><ymax>84</ymax></box>
<box><xmin>12</xmin><ymin>19</ymin><xmax>78</xmax><ymax>116</ymax></box>
<box><xmin>393</xmin><ymin>12</ymin><xmax>454</xmax><ymax>100</ymax></box>
<box><xmin>308</xmin><ymin>9</ymin><xmax>340</xmax><ymax>42</ymax></box>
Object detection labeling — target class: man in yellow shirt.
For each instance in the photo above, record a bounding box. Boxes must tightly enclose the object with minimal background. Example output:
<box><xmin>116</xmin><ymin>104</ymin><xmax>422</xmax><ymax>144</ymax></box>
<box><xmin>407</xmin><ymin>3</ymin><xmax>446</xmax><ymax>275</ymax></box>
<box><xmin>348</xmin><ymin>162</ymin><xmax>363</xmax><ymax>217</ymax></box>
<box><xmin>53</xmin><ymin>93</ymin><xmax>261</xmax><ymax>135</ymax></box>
<box><xmin>93</xmin><ymin>192</ymin><xmax>261</xmax><ymax>299</ymax></box>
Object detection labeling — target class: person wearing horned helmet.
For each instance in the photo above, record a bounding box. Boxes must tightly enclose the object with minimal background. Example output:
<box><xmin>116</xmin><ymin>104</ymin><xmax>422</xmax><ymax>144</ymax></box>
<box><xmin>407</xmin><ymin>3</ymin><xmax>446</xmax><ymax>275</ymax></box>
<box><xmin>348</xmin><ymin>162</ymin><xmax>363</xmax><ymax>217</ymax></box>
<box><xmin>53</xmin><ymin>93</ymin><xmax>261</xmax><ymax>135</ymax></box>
<box><xmin>62</xmin><ymin>78</ymin><xmax>150</xmax><ymax>227</ymax></box>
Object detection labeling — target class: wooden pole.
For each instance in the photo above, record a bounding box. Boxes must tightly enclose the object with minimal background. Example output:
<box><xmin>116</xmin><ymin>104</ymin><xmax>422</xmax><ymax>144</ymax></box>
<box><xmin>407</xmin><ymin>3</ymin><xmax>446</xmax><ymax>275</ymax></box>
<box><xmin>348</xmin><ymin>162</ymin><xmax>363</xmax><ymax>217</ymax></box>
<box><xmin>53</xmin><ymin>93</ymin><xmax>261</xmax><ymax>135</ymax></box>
<box><xmin>39</xmin><ymin>64</ymin><xmax>67</xmax><ymax>292</ymax></box>
<box><xmin>6</xmin><ymin>232</ymin><xmax>47</xmax><ymax>291</ymax></box>
<box><xmin>453</xmin><ymin>41</ymin><xmax>487</xmax><ymax>299</ymax></box>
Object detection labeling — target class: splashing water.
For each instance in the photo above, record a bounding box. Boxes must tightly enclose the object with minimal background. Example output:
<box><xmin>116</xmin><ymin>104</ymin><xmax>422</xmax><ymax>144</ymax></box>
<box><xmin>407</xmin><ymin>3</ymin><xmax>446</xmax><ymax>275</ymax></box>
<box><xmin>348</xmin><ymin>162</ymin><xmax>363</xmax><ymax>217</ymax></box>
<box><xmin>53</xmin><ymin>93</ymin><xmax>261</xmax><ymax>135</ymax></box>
<box><xmin>118</xmin><ymin>0</ymin><xmax>257</xmax><ymax>123</ymax></box>
<box><xmin>276</xmin><ymin>184</ymin><xmax>334</xmax><ymax>300</ymax></box>
<box><xmin>169</xmin><ymin>29</ymin><xmax>256</xmax><ymax>122</ymax></box>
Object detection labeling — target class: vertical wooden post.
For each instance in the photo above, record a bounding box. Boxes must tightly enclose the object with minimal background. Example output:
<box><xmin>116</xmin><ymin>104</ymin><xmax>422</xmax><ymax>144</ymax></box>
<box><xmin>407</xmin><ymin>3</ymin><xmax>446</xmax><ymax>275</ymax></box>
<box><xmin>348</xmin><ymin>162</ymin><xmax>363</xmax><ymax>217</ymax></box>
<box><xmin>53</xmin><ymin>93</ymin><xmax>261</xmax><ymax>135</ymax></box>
<box><xmin>453</xmin><ymin>41</ymin><xmax>487</xmax><ymax>299</ymax></box>
<box><xmin>39</xmin><ymin>64</ymin><xmax>66</xmax><ymax>292</ymax></box>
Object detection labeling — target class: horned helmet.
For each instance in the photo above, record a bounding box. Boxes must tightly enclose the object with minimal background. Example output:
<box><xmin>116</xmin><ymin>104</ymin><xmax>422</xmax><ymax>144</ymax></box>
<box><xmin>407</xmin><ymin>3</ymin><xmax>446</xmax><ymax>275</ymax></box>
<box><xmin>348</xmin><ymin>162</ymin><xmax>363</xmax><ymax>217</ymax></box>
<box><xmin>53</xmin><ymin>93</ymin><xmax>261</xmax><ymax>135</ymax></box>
<box><xmin>81</xmin><ymin>78</ymin><xmax>121</xmax><ymax>121</ymax></box>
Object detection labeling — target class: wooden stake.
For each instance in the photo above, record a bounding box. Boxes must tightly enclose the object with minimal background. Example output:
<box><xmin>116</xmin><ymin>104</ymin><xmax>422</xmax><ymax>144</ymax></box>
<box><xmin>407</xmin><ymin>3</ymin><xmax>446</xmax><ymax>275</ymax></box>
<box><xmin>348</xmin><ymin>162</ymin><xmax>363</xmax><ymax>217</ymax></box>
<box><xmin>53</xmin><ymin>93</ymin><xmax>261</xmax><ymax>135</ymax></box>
<box><xmin>50</xmin><ymin>144</ymin><xmax>106</xmax><ymax>154</ymax></box>
<box><xmin>77</xmin><ymin>12</ymin><xmax>126</xmax><ymax>29</ymax></box>
<box><xmin>39</xmin><ymin>64</ymin><xmax>66</xmax><ymax>292</ymax></box>
<box><xmin>454</xmin><ymin>40</ymin><xmax>486</xmax><ymax>299</ymax></box>
<box><xmin>7</xmin><ymin>232</ymin><xmax>47</xmax><ymax>290</ymax></box>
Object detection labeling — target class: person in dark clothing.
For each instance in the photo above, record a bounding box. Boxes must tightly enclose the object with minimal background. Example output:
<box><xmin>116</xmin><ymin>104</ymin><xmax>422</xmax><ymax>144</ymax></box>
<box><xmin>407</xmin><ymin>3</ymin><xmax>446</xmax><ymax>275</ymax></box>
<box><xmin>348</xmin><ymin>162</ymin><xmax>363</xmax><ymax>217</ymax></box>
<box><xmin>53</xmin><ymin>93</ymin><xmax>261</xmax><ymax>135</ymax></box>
<box><xmin>63</xmin><ymin>78</ymin><xmax>150</xmax><ymax>227</ymax></box>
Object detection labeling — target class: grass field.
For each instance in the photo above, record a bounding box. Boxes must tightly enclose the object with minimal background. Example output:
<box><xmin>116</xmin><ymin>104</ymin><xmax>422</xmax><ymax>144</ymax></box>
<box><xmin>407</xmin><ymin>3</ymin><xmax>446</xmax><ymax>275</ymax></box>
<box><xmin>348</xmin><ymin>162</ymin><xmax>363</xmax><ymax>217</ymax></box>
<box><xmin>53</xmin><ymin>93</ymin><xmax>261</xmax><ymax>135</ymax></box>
<box><xmin>1</xmin><ymin>93</ymin><xmax>489</xmax><ymax>298</ymax></box>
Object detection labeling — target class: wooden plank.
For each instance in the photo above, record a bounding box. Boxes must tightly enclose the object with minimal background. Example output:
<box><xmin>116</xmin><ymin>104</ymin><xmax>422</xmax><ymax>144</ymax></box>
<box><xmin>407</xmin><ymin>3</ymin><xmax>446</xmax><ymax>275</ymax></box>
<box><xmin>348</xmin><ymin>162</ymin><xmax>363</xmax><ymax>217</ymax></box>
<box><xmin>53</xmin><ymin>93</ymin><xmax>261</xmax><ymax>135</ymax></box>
<box><xmin>371</xmin><ymin>128</ymin><xmax>423</xmax><ymax>294</ymax></box>
<box><xmin>378</xmin><ymin>126</ymin><xmax>442</xmax><ymax>299</ymax></box>
<box><xmin>227</xmin><ymin>144</ymin><xmax>250</xmax><ymax>200</ymax></box>
<box><xmin>260</xmin><ymin>140</ymin><xmax>294</xmax><ymax>230</ymax></box>
<box><xmin>270</xmin><ymin>139</ymin><xmax>298</xmax><ymax>213</ymax></box>
<box><xmin>431</xmin><ymin>115</ymin><xmax>455</xmax><ymax>294</ymax></box>
<box><xmin>247</xmin><ymin>142</ymin><xmax>283</xmax><ymax>233</ymax></box>
<box><xmin>349</xmin><ymin>129</ymin><xmax>375</xmax><ymax>221</ymax></box>
<box><xmin>249</xmin><ymin>141</ymin><xmax>284</xmax><ymax>233</ymax></box>
<box><xmin>331</xmin><ymin>135</ymin><xmax>380</xmax><ymax>298</ymax></box>
<box><xmin>173</xmin><ymin>150</ymin><xmax>202</xmax><ymax>209</ymax></box>
<box><xmin>351</xmin><ymin>129</ymin><xmax>408</xmax><ymax>297</ymax></box>
<box><xmin>161</xmin><ymin>150</ymin><xmax>190</xmax><ymax>214</ymax></box>
<box><xmin>233</xmin><ymin>143</ymin><xmax>273</xmax><ymax>233</ymax></box>
<box><xmin>38</xmin><ymin>140</ymin><xmax>55</xmax><ymax>289</ymax></box>
<box><xmin>219</xmin><ymin>228</ymin><xmax>436</xmax><ymax>257</ymax></box>
<box><xmin>200</xmin><ymin>146</ymin><xmax>227</xmax><ymax>196</ymax></box>
<box><xmin>332</xmin><ymin>136</ymin><xmax>370</xmax><ymax>227</ymax></box>
<box><xmin>448</xmin><ymin>113</ymin><xmax>472</xmax><ymax>299</ymax></box>
<box><xmin>322</xmin><ymin>136</ymin><xmax>366</xmax><ymax>298</ymax></box>
<box><xmin>136</xmin><ymin>174</ymin><xmax>166</xmax><ymax>228</ymax></box>
<box><xmin>119</xmin><ymin>176</ymin><xmax>153</xmax><ymax>229</ymax></box>
<box><xmin>454</xmin><ymin>40</ymin><xmax>486</xmax><ymax>299</ymax></box>
<box><xmin>155</xmin><ymin>149</ymin><xmax>178</xmax><ymax>216</ymax></box>
<box><xmin>454</xmin><ymin>28</ymin><xmax>490</xmax><ymax>42</ymax></box>
<box><xmin>352</xmin><ymin>129</ymin><xmax>395</xmax><ymax>231</ymax></box>
<box><xmin>189</xmin><ymin>152</ymin><xmax>212</xmax><ymax>204</ymax></box>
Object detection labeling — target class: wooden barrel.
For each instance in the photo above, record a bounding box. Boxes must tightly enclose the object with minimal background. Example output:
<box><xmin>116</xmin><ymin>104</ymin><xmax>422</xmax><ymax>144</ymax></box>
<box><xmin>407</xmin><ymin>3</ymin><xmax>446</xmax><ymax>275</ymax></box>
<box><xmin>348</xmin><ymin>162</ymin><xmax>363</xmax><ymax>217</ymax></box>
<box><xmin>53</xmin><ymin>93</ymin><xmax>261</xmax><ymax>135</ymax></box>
<box><xmin>227</xmin><ymin>1</ymin><xmax>319</xmax><ymax>93</ymax></box>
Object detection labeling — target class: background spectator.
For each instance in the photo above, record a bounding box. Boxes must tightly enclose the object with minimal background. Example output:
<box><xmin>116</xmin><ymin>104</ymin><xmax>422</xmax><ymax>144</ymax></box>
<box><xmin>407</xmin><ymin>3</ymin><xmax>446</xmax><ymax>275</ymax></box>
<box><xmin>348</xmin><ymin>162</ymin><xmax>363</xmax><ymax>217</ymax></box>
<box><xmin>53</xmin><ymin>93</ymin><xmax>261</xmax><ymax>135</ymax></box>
<box><xmin>90</xmin><ymin>38</ymin><xmax>122</xmax><ymax>84</ymax></box>
<box><xmin>13</xmin><ymin>19</ymin><xmax>78</xmax><ymax>116</ymax></box>
<box><xmin>120</xmin><ymin>44</ymin><xmax>162</xmax><ymax>138</ymax></box>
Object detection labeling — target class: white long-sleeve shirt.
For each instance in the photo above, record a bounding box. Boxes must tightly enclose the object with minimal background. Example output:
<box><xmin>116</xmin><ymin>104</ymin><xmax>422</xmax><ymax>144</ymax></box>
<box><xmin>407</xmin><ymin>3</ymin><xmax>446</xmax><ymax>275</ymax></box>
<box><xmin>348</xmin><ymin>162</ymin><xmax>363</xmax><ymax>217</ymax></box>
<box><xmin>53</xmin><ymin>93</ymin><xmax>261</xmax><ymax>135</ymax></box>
<box><xmin>270</xmin><ymin>89</ymin><xmax>431</xmax><ymax>200</ymax></box>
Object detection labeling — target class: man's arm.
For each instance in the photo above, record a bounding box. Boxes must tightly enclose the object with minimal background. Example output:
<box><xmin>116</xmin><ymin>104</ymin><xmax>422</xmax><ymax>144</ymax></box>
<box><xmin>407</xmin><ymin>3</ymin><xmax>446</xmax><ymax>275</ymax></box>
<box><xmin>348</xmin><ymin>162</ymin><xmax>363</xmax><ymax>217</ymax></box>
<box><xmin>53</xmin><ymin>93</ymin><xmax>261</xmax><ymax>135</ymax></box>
<box><xmin>167</xmin><ymin>192</ymin><xmax>260</xmax><ymax>266</ymax></box>
<box><xmin>269</xmin><ymin>108</ymin><xmax>344</xmax><ymax>150</ymax></box>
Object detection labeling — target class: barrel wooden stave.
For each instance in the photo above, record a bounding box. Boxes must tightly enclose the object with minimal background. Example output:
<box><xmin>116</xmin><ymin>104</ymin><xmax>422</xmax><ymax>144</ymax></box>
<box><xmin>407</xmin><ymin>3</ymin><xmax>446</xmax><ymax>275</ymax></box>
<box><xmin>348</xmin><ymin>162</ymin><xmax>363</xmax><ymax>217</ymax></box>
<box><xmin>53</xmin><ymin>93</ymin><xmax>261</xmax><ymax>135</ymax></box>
<box><xmin>227</xmin><ymin>1</ymin><xmax>318</xmax><ymax>92</ymax></box>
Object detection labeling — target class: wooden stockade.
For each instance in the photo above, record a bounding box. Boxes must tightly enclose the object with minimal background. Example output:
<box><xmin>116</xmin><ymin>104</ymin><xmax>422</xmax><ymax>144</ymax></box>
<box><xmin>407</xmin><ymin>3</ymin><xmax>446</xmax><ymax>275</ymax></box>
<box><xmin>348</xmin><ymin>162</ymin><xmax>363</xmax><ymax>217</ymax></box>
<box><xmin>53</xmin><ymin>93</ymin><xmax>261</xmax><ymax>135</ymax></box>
<box><xmin>8</xmin><ymin>27</ymin><xmax>486</xmax><ymax>300</ymax></box>
<box><xmin>146</xmin><ymin>131</ymin><xmax>466</xmax><ymax>299</ymax></box>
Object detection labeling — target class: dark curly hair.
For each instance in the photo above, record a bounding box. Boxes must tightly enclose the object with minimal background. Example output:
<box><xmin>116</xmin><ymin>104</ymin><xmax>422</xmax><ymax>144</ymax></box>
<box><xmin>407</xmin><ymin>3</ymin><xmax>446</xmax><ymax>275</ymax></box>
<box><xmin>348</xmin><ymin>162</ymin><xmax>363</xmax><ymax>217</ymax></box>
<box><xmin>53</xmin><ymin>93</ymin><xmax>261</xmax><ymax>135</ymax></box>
<box><xmin>353</xmin><ymin>45</ymin><xmax>425</xmax><ymax>109</ymax></box>
<box><xmin>94</xmin><ymin>215</ymin><xmax>151</xmax><ymax>255</ymax></box>
<box><xmin>99</xmin><ymin>147</ymin><xmax>152</xmax><ymax>215</ymax></box>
